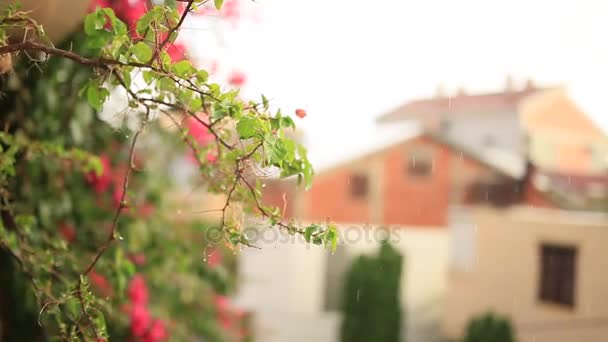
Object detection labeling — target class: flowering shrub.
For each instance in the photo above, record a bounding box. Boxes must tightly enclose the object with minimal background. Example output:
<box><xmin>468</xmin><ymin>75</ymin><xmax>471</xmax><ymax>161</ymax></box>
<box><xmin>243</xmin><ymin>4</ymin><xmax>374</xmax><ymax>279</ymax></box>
<box><xmin>0</xmin><ymin>0</ymin><xmax>337</xmax><ymax>341</ymax></box>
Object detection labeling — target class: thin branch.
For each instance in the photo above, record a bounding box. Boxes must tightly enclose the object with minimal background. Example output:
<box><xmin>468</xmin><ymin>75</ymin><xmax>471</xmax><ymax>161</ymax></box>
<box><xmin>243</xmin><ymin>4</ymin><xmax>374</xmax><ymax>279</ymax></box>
<box><xmin>239</xmin><ymin>175</ymin><xmax>304</xmax><ymax>235</ymax></box>
<box><xmin>148</xmin><ymin>0</ymin><xmax>195</xmax><ymax>64</ymax></box>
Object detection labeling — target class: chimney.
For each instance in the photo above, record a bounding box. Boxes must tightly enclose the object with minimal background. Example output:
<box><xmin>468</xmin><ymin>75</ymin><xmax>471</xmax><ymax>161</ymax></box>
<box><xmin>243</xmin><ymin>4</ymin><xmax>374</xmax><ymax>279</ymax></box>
<box><xmin>435</xmin><ymin>84</ymin><xmax>446</xmax><ymax>98</ymax></box>
<box><xmin>504</xmin><ymin>74</ymin><xmax>515</xmax><ymax>93</ymax></box>
<box><xmin>524</xmin><ymin>79</ymin><xmax>536</xmax><ymax>91</ymax></box>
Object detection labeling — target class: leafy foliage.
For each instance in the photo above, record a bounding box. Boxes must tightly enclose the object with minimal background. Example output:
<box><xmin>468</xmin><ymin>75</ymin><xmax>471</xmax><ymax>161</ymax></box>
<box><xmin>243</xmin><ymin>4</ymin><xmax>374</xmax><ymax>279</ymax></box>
<box><xmin>0</xmin><ymin>1</ymin><xmax>336</xmax><ymax>341</ymax></box>
<box><xmin>340</xmin><ymin>241</ymin><xmax>403</xmax><ymax>342</ymax></box>
<box><xmin>463</xmin><ymin>312</ymin><xmax>515</xmax><ymax>342</ymax></box>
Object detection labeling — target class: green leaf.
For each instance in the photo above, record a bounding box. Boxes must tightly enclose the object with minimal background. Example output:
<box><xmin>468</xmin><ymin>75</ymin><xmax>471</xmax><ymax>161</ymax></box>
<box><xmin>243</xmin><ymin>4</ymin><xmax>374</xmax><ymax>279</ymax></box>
<box><xmin>281</xmin><ymin>116</ymin><xmax>296</xmax><ymax>129</ymax></box>
<box><xmin>83</xmin><ymin>10</ymin><xmax>105</xmax><ymax>36</ymax></box>
<box><xmin>142</xmin><ymin>70</ymin><xmax>155</xmax><ymax>84</ymax></box>
<box><xmin>86</xmin><ymin>85</ymin><xmax>109</xmax><ymax>111</ymax></box>
<box><xmin>324</xmin><ymin>224</ymin><xmax>338</xmax><ymax>252</ymax></box>
<box><xmin>304</xmin><ymin>224</ymin><xmax>320</xmax><ymax>243</ymax></box>
<box><xmin>236</xmin><ymin>116</ymin><xmax>260</xmax><ymax>139</ymax></box>
<box><xmin>214</xmin><ymin>0</ymin><xmax>224</xmax><ymax>10</ymax></box>
<box><xmin>102</xmin><ymin>8</ymin><xmax>127</xmax><ymax>35</ymax></box>
<box><xmin>171</xmin><ymin>60</ymin><xmax>195</xmax><ymax>77</ymax></box>
<box><xmin>196</xmin><ymin>70</ymin><xmax>209</xmax><ymax>83</ymax></box>
<box><xmin>131</xmin><ymin>42</ymin><xmax>153</xmax><ymax>62</ymax></box>
<box><xmin>136</xmin><ymin>9</ymin><xmax>162</xmax><ymax>36</ymax></box>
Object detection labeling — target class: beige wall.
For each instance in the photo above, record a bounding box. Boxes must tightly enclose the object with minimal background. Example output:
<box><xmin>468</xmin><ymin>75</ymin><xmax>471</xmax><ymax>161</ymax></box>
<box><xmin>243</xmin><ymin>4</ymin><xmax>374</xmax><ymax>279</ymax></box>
<box><xmin>443</xmin><ymin>206</ymin><xmax>608</xmax><ymax>342</ymax></box>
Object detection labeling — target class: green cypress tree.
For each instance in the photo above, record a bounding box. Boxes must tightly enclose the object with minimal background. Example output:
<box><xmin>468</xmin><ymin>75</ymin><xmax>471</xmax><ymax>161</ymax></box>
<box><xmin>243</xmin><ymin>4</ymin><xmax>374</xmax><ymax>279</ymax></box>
<box><xmin>340</xmin><ymin>240</ymin><xmax>403</xmax><ymax>342</ymax></box>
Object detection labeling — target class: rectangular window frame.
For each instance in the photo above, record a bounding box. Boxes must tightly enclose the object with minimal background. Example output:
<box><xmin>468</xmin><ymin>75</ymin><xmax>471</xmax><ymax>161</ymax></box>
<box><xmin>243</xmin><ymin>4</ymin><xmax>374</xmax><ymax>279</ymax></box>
<box><xmin>538</xmin><ymin>243</ymin><xmax>577</xmax><ymax>308</ymax></box>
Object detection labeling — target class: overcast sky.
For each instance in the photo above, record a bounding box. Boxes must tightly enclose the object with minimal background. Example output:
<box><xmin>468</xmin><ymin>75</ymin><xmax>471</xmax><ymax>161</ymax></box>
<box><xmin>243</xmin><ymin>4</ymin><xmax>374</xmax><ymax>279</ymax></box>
<box><xmin>185</xmin><ymin>0</ymin><xmax>608</xmax><ymax>169</ymax></box>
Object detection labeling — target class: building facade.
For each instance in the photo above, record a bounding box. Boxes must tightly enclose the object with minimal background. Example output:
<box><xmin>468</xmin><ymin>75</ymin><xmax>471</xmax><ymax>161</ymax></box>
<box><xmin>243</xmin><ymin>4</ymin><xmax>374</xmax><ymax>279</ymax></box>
<box><xmin>443</xmin><ymin>206</ymin><xmax>608</xmax><ymax>342</ymax></box>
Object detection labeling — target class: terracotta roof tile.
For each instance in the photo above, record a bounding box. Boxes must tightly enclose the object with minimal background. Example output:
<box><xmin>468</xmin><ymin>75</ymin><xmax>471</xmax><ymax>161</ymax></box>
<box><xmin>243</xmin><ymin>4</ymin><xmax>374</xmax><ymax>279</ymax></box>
<box><xmin>377</xmin><ymin>88</ymin><xmax>543</xmax><ymax>123</ymax></box>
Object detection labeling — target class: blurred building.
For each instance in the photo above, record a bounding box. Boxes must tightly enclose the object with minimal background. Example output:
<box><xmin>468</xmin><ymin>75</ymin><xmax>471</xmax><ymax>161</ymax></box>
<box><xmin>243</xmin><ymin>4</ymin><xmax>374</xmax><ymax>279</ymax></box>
<box><xmin>443</xmin><ymin>206</ymin><xmax>608</xmax><ymax>342</ymax></box>
<box><xmin>240</xmin><ymin>80</ymin><xmax>608</xmax><ymax>342</ymax></box>
<box><xmin>520</xmin><ymin>88</ymin><xmax>608</xmax><ymax>210</ymax></box>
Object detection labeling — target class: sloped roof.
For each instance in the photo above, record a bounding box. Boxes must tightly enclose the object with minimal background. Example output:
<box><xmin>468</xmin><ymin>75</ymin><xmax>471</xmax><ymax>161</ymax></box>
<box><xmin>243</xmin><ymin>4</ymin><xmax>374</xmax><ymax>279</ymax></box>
<box><xmin>521</xmin><ymin>87</ymin><xmax>606</xmax><ymax>138</ymax></box>
<box><xmin>377</xmin><ymin>88</ymin><xmax>542</xmax><ymax>123</ymax></box>
<box><xmin>521</xmin><ymin>88</ymin><xmax>608</xmax><ymax>175</ymax></box>
<box><xmin>311</xmin><ymin>129</ymin><xmax>524</xmax><ymax>179</ymax></box>
<box><xmin>428</xmin><ymin>133</ymin><xmax>526</xmax><ymax>179</ymax></box>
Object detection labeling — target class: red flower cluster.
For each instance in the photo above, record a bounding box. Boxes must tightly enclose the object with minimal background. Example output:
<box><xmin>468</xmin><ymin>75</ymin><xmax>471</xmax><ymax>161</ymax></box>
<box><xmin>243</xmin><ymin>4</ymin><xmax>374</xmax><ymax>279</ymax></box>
<box><xmin>228</xmin><ymin>70</ymin><xmax>246</xmax><ymax>87</ymax></box>
<box><xmin>88</xmin><ymin>0</ymin><xmax>187</xmax><ymax>62</ymax></box>
<box><xmin>127</xmin><ymin>274</ymin><xmax>168</xmax><ymax>342</ymax></box>
<box><xmin>295</xmin><ymin>108</ymin><xmax>307</xmax><ymax>119</ymax></box>
<box><xmin>59</xmin><ymin>223</ymin><xmax>77</xmax><ymax>243</ymax></box>
<box><xmin>206</xmin><ymin>248</ymin><xmax>223</xmax><ymax>268</ymax></box>
<box><xmin>84</xmin><ymin>154</ymin><xmax>156</xmax><ymax>216</ymax></box>
<box><xmin>89</xmin><ymin>270</ymin><xmax>113</xmax><ymax>297</ymax></box>
<box><xmin>184</xmin><ymin>116</ymin><xmax>219</xmax><ymax>164</ymax></box>
<box><xmin>214</xmin><ymin>294</ymin><xmax>249</xmax><ymax>341</ymax></box>
<box><xmin>86</xmin><ymin>155</ymin><xmax>112</xmax><ymax>194</ymax></box>
<box><xmin>186</xmin><ymin>116</ymin><xmax>214</xmax><ymax>146</ymax></box>
<box><xmin>89</xmin><ymin>0</ymin><xmax>147</xmax><ymax>32</ymax></box>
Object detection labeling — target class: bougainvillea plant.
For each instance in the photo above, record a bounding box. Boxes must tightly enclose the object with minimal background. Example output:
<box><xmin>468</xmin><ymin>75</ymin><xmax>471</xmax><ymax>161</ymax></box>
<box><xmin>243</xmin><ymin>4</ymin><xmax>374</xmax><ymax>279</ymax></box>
<box><xmin>0</xmin><ymin>1</ymin><xmax>337</xmax><ymax>341</ymax></box>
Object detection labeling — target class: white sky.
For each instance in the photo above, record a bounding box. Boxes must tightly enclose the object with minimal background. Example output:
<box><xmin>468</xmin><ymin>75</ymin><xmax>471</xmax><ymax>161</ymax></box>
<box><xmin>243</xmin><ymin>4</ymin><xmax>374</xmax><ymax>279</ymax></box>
<box><xmin>185</xmin><ymin>0</ymin><xmax>608</xmax><ymax>169</ymax></box>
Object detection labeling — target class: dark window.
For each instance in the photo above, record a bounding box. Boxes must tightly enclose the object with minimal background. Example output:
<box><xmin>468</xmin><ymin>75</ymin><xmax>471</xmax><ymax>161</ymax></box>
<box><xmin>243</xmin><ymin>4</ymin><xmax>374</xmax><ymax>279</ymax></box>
<box><xmin>407</xmin><ymin>152</ymin><xmax>433</xmax><ymax>177</ymax></box>
<box><xmin>539</xmin><ymin>244</ymin><xmax>577</xmax><ymax>307</ymax></box>
<box><xmin>350</xmin><ymin>174</ymin><xmax>368</xmax><ymax>198</ymax></box>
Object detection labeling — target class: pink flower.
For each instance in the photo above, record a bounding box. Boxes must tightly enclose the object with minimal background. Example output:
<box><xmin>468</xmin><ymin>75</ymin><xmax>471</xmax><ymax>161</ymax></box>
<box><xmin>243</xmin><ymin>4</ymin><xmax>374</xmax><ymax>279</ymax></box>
<box><xmin>89</xmin><ymin>271</ymin><xmax>113</xmax><ymax>297</ymax></box>
<box><xmin>214</xmin><ymin>295</ymin><xmax>229</xmax><ymax>311</ymax></box>
<box><xmin>139</xmin><ymin>202</ymin><xmax>155</xmax><ymax>219</ymax></box>
<box><xmin>59</xmin><ymin>223</ymin><xmax>76</xmax><ymax>243</ymax></box>
<box><xmin>88</xmin><ymin>0</ymin><xmax>111</xmax><ymax>11</ymax></box>
<box><xmin>207</xmin><ymin>248</ymin><xmax>223</xmax><ymax>267</ymax></box>
<box><xmin>222</xmin><ymin>0</ymin><xmax>241</xmax><ymax>23</ymax></box>
<box><xmin>219</xmin><ymin>315</ymin><xmax>232</xmax><ymax>330</ymax></box>
<box><xmin>142</xmin><ymin>319</ymin><xmax>168</xmax><ymax>342</ymax></box>
<box><xmin>128</xmin><ymin>274</ymin><xmax>149</xmax><ymax>305</ymax></box>
<box><xmin>186</xmin><ymin>116</ymin><xmax>214</xmax><ymax>146</ymax></box>
<box><xmin>206</xmin><ymin>152</ymin><xmax>218</xmax><ymax>164</ymax></box>
<box><xmin>130</xmin><ymin>304</ymin><xmax>151</xmax><ymax>337</ymax></box>
<box><xmin>112</xmin><ymin>0</ymin><xmax>148</xmax><ymax>32</ymax></box>
<box><xmin>166</xmin><ymin>41</ymin><xmax>187</xmax><ymax>62</ymax></box>
<box><xmin>209</xmin><ymin>60</ymin><xmax>219</xmax><ymax>75</ymax></box>
<box><xmin>228</xmin><ymin>71</ymin><xmax>246</xmax><ymax>87</ymax></box>
<box><xmin>86</xmin><ymin>155</ymin><xmax>112</xmax><ymax>193</ymax></box>
<box><xmin>129</xmin><ymin>253</ymin><xmax>147</xmax><ymax>266</ymax></box>
<box><xmin>113</xmin><ymin>184</ymin><xmax>124</xmax><ymax>208</ymax></box>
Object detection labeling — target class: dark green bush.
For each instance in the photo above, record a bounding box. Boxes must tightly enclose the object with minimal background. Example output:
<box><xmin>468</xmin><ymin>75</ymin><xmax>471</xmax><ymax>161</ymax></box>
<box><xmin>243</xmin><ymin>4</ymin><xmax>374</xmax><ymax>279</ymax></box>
<box><xmin>463</xmin><ymin>312</ymin><xmax>515</xmax><ymax>342</ymax></box>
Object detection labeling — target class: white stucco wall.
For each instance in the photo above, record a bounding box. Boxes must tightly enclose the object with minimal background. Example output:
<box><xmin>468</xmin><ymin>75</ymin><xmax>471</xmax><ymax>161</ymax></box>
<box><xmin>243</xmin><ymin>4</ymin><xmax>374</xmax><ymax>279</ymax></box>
<box><xmin>233</xmin><ymin>225</ymin><xmax>449</xmax><ymax>342</ymax></box>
